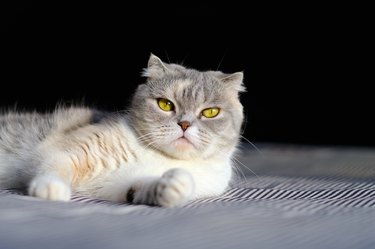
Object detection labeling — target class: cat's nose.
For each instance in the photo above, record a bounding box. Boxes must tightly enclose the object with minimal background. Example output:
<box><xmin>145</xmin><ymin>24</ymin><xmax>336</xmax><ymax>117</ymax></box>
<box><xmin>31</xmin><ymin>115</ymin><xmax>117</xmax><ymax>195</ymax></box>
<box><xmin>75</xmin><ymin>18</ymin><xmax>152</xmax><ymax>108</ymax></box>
<box><xmin>178</xmin><ymin>121</ymin><xmax>190</xmax><ymax>131</ymax></box>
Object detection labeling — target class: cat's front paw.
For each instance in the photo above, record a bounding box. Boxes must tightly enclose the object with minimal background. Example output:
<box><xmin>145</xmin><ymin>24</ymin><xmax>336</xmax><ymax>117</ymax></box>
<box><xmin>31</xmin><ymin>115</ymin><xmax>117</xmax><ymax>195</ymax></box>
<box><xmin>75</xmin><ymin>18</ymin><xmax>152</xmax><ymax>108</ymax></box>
<box><xmin>156</xmin><ymin>168</ymin><xmax>195</xmax><ymax>207</ymax></box>
<box><xmin>28</xmin><ymin>175</ymin><xmax>71</xmax><ymax>201</ymax></box>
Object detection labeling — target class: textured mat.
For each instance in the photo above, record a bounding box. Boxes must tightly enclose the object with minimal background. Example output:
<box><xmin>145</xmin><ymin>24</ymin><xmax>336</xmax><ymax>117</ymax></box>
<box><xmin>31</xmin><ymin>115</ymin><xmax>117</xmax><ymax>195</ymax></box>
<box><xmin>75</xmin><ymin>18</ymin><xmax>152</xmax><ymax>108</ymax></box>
<box><xmin>1</xmin><ymin>143</ymin><xmax>375</xmax><ymax>249</ymax></box>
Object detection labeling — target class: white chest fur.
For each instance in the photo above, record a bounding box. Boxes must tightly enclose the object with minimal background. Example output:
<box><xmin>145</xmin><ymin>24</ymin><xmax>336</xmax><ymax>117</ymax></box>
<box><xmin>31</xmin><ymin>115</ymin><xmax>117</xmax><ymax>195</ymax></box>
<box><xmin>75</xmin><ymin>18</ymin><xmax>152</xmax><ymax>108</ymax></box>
<box><xmin>75</xmin><ymin>121</ymin><xmax>234</xmax><ymax>201</ymax></box>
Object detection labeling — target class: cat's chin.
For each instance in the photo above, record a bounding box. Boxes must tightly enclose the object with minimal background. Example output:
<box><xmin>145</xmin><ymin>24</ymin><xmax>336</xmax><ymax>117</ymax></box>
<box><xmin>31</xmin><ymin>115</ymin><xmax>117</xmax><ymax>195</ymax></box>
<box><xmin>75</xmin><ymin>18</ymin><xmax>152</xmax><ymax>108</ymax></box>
<box><xmin>159</xmin><ymin>137</ymin><xmax>199</xmax><ymax>159</ymax></box>
<box><xmin>172</xmin><ymin>137</ymin><xmax>195</xmax><ymax>151</ymax></box>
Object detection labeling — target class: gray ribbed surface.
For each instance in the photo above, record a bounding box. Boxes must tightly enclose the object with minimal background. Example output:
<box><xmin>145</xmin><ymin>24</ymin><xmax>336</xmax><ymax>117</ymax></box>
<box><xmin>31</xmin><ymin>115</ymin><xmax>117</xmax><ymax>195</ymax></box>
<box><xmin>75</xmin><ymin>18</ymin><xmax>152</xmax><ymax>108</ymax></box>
<box><xmin>1</xmin><ymin>143</ymin><xmax>375</xmax><ymax>249</ymax></box>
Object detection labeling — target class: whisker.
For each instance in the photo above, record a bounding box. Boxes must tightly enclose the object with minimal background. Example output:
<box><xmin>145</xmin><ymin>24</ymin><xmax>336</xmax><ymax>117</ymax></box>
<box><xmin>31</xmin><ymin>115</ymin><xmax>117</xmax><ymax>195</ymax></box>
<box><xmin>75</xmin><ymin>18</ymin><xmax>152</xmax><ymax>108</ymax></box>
<box><xmin>137</xmin><ymin>134</ymin><xmax>164</xmax><ymax>143</ymax></box>
<box><xmin>181</xmin><ymin>53</ymin><xmax>190</xmax><ymax>66</ymax></box>
<box><xmin>189</xmin><ymin>132</ymin><xmax>210</xmax><ymax>147</ymax></box>
<box><xmin>144</xmin><ymin>139</ymin><xmax>161</xmax><ymax>150</ymax></box>
<box><xmin>232</xmin><ymin>156</ymin><xmax>260</xmax><ymax>180</ymax></box>
<box><xmin>231</xmin><ymin>159</ymin><xmax>246</xmax><ymax>182</ymax></box>
<box><xmin>197</xmin><ymin>130</ymin><xmax>211</xmax><ymax>144</ymax></box>
<box><xmin>240</xmin><ymin>136</ymin><xmax>263</xmax><ymax>155</ymax></box>
<box><xmin>109</xmin><ymin>109</ymin><xmax>129</xmax><ymax>115</ymax></box>
<box><xmin>164</xmin><ymin>49</ymin><xmax>171</xmax><ymax>63</ymax></box>
<box><xmin>137</xmin><ymin>134</ymin><xmax>156</xmax><ymax>140</ymax></box>
<box><xmin>136</xmin><ymin>132</ymin><xmax>158</xmax><ymax>140</ymax></box>
<box><xmin>240</xmin><ymin>110</ymin><xmax>249</xmax><ymax>135</ymax></box>
<box><xmin>216</xmin><ymin>51</ymin><xmax>227</xmax><ymax>71</ymax></box>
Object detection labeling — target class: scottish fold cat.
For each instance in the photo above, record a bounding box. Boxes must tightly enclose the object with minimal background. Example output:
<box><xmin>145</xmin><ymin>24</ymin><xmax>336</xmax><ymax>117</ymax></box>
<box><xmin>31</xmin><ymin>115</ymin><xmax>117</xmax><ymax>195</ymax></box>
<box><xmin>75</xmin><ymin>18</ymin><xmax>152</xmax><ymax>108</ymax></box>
<box><xmin>0</xmin><ymin>54</ymin><xmax>245</xmax><ymax>207</ymax></box>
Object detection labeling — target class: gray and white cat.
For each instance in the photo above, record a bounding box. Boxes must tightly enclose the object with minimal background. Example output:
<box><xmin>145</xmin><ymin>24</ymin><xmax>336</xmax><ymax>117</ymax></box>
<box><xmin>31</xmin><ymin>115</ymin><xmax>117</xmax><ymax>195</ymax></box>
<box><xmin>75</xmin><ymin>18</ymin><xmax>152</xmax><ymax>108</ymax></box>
<box><xmin>0</xmin><ymin>54</ymin><xmax>245</xmax><ymax>207</ymax></box>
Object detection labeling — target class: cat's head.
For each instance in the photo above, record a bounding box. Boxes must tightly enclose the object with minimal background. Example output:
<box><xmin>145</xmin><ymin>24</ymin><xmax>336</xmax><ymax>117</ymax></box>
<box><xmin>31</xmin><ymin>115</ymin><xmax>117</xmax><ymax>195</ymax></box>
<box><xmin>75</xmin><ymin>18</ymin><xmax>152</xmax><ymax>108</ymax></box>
<box><xmin>129</xmin><ymin>54</ymin><xmax>245</xmax><ymax>160</ymax></box>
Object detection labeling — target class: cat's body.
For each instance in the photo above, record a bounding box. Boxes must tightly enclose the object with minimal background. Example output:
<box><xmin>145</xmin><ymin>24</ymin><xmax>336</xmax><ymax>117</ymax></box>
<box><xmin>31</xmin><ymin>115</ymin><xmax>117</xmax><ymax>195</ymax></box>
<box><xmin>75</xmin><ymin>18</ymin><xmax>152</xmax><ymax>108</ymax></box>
<box><xmin>0</xmin><ymin>54</ymin><xmax>245</xmax><ymax>207</ymax></box>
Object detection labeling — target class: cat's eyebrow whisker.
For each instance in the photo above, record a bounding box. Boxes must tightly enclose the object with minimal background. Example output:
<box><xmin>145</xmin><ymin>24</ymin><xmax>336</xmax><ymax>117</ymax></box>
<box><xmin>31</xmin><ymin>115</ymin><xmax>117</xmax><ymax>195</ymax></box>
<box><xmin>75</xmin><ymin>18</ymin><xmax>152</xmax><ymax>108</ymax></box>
<box><xmin>216</xmin><ymin>52</ymin><xmax>226</xmax><ymax>71</ymax></box>
<box><xmin>164</xmin><ymin>49</ymin><xmax>171</xmax><ymax>63</ymax></box>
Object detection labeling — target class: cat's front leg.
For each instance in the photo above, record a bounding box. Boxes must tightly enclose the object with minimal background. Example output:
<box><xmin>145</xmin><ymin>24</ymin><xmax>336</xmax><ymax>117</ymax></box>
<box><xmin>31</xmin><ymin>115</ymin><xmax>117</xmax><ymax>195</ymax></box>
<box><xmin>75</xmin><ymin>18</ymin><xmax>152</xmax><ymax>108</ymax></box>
<box><xmin>127</xmin><ymin>168</ymin><xmax>195</xmax><ymax>207</ymax></box>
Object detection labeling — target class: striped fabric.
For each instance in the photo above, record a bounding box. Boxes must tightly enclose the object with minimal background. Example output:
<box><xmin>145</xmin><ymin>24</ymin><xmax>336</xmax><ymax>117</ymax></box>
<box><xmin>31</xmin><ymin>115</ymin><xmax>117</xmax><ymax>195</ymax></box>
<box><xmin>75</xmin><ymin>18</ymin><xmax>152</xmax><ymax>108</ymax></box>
<box><xmin>1</xmin><ymin>143</ymin><xmax>375</xmax><ymax>249</ymax></box>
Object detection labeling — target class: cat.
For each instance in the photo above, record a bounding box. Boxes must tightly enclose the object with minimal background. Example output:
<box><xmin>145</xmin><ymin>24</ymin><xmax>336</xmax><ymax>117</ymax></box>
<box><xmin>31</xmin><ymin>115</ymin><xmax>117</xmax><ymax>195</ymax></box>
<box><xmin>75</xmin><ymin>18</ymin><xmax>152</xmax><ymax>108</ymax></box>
<box><xmin>0</xmin><ymin>54</ymin><xmax>246</xmax><ymax>207</ymax></box>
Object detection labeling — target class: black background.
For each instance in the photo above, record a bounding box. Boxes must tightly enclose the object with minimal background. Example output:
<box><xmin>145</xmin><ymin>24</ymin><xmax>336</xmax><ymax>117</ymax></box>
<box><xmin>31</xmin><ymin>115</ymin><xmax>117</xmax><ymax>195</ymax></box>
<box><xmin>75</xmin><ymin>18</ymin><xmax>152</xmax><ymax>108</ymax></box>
<box><xmin>1</xmin><ymin>2</ymin><xmax>373</xmax><ymax>147</ymax></box>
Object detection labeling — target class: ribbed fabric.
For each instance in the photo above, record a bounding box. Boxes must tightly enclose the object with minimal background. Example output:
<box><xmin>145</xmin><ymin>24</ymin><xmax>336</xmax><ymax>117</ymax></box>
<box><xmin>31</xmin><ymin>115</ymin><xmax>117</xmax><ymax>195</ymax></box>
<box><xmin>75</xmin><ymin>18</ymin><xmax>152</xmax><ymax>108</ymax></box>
<box><xmin>1</xmin><ymin>144</ymin><xmax>375</xmax><ymax>249</ymax></box>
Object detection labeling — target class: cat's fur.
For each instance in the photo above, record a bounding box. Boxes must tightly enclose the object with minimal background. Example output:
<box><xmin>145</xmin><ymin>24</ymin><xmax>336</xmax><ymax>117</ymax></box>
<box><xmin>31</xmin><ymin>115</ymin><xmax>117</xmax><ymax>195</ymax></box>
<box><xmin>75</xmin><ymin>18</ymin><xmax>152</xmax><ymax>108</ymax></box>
<box><xmin>0</xmin><ymin>54</ymin><xmax>245</xmax><ymax>207</ymax></box>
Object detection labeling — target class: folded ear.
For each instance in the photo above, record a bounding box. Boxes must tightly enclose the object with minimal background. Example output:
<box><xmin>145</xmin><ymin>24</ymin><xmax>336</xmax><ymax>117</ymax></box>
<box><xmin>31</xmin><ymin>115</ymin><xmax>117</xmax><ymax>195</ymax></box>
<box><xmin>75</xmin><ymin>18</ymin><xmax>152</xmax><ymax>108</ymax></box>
<box><xmin>219</xmin><ymin>72</ymin><xmax>246</xmax><ymax>92</ymax></box>
<box><xmin>142</xmin><ymin>53</ymin><xmax>169</xmax><ymax>79</ymax></box>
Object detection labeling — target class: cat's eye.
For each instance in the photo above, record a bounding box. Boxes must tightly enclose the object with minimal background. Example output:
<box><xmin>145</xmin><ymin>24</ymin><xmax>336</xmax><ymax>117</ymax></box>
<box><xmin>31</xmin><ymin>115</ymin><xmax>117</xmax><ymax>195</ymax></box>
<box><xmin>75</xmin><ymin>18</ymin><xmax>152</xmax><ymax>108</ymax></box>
<box><xmin>157</xmin><ymin>98</ymin><xmax>175</xmax><ymax>112</ymax></box>
<box><xmin>201</xmin><ymin>107</ymin><xmax>220</xmax><ymax>118</ymax></box>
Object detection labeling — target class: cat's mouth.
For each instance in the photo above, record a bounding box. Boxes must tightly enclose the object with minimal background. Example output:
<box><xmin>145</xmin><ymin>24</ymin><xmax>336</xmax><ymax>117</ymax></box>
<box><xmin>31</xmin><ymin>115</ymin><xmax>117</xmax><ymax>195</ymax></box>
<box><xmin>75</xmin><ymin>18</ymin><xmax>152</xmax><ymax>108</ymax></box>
<box><xmin>173</xmin><ymin>136</ymin><xmax>195</xmax><ymax>150</ymax></box>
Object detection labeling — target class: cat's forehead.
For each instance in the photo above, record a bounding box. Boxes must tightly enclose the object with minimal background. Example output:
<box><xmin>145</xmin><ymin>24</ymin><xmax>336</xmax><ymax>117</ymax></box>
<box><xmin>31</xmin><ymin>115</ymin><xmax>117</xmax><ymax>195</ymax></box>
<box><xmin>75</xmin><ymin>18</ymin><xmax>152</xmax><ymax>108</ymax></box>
<box><xmin>151</xmin><ymin>71</ymin><xmax>225</xmax><ymax>103</ymax></box>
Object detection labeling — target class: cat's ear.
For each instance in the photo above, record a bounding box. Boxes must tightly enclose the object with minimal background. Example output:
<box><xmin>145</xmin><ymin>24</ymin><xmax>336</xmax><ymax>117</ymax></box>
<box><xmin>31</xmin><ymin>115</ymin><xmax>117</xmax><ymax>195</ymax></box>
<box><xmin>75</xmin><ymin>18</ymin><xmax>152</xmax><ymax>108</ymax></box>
<box><xmin>142</xmin><ymin>53</ymin><xmax>169</xmax><ymax>80</ymax></box>
<box><xmin>218</xmin><ymin>72</ymin><xmax>246</xmax><ymax>92</ymax></box>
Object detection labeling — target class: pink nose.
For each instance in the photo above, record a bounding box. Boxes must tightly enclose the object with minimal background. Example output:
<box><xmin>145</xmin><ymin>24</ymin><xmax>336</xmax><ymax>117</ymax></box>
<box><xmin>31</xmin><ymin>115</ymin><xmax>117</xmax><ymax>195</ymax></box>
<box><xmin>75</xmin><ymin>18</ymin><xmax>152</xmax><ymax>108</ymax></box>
<box><xmin>178</xmin><ymin>121</ymin><xmax>190</xmax><ymax>131</ymax></box>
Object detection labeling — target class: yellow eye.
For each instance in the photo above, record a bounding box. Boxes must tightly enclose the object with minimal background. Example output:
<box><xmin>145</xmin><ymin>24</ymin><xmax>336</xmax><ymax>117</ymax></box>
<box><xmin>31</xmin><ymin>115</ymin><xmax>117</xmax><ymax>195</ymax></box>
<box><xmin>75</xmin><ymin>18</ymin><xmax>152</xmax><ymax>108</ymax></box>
<box><xmin>157</xmin><ymin>98</ymin><xmax>174</xmax><ymax>112</ymax></box>
<box><xmin>202</xmin><ymin>107</ymin><xmax>220</xmax><ymax>118</ymax></box>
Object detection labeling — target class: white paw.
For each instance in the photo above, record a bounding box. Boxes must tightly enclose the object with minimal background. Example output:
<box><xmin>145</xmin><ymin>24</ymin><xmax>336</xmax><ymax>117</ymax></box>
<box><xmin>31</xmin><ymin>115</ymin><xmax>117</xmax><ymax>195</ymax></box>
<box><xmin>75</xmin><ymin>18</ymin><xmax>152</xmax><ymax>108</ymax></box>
<box><xmin>28</xmin><ymin>175</ymin><xmax>71</xmax><ymax>201</ymax></box>
<box><xmin>156</xmin><ymin>168</ymin><xmax>195</xmax><ymax>207</ymax></box>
